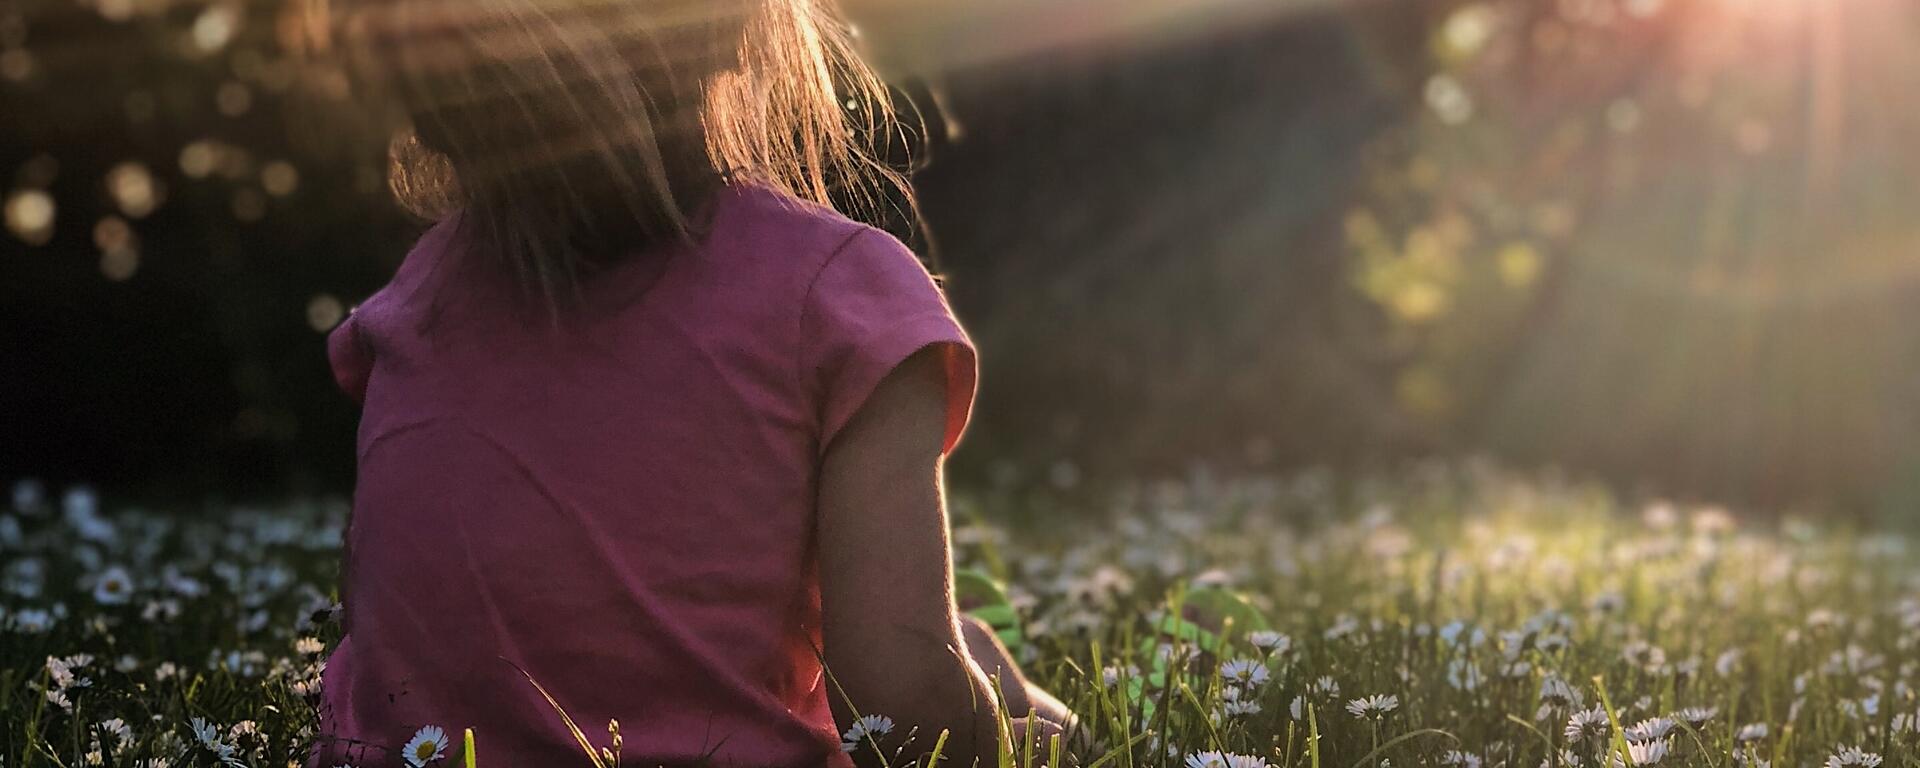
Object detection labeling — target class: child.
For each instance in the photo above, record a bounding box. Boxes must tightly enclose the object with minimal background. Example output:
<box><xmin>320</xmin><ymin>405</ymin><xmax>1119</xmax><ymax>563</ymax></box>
<box><xmin>309</xmin><ymin>0</ymin><xmax>1069</xmax><ymax>766</ymax></box>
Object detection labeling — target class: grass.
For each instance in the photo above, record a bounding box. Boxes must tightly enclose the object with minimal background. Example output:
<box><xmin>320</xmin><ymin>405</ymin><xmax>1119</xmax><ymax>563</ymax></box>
<box><xmin>3</xmin><ymin>464</ymin><xmax>1919</xmax><ymax>767</ymax></box>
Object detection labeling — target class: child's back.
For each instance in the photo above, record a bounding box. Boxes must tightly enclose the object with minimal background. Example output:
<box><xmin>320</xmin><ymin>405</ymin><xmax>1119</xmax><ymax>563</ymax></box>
<box><xmin>315</xmin><ymin>185</ymin><xmax>974</xmax><ymax>767</ymax></box>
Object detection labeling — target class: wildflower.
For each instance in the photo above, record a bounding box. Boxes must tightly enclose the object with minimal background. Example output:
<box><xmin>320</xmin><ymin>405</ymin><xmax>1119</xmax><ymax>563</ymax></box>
<box><xmin>189</xmin><ymin>718</ymin><xmax>237</xmax><ymax>761</ymax></box>
<box><xmin>1826</xmin><ymin>746</ymin><xmax>1882</xmax><ymax>768</ymax></box>
<box><xmin>1624</xmin><ymin>717</ymin><xmax>1675</xmax><ymax>743</ymax></box>
<box><xmin>1184</xmin><ymin>751</ymin><xmax>1271</xmax><ymax>768</ymax></box>
<box><xmin>11</xmin><ymin>607</ymin><xmax>54</xmax><ymax>633</ymax></box>
<box><xmin>1312</xmin><ymin>675</ymin><xmax>1340</xmax><ymax>698</ymax></box>
<box><xmin>1674</xmin><ymin>707</ymin><xmax>1716</xmax><ymax>728</ymax></box>
<box><xmin>1733</xmin><ymin>752</ymin><xmax>1769</xmax><ymax>768</ymax></box>
<box><xmin>1446</xmin><ymin>657</ymin><xmax>1483</xmax><ymax>691</ymax></box>
<box><xmin>1734</xmin><ymin>723</ymin><xmax>1768</xmax><ymax>742</ymax></box>
<box><xmin>1610</xmin><ymin>738</ymin><xmax>1670</xmax><ymax>767</ymax></box>
<box><xmin>1220</xmin><ymin>658</ymin><xmax>1270</xmax><ymax>688</ymax></box>
<box><xmin>141</xmin><ymin>599</ymin><xmax>182</xmax><ymax>622</ymax></box>
<box><xmin>1439</xmin><ymin>752</ymin><xmax>1482</xmax><ymax>768</ymax></box>
<box><xmin>1565</xmin><ymin>707</ymin><xmax>1608</xmax><ymax>743</ymax></box>
<box><xmin>1346</xmin><ymin>694</ymin><xmax>1399</xmax><ymax>720</ymax></box>
<box><xmin>295</xmin><ymin>636</ymin><xmax>326</xmax><ymax>657</ymax></box>
<box><xmin>1715</xmin><ymin>649</ymin><xmax>1743</xmax><ymax>677</ymax></box>
<box><xmin>98</xmin><ymin>718</ymin><xmax>133</xmax><ymax>750</ymax></box>
<box><xmin>402</xmin><ymin>725</ymin><xmax>449</xmax><ymax>767</ymax></box>
<box><xmin>1622</xmin><ymin>642</ymin><xmax>1666</xmax><ymax>672</ymax></box>
<box><xmin>91</xmin><ymin>566</ymin><xmax>134</xmax><ymax>604</ymax></box>
<box><xmin>1323</xmin><ymin>614</ymin><xmax>1361</xmax><ymax>640</ymax></box>
<box><xmin>840</xmin><ymin>714</ymin><xmax>894</xmax><ymax>751</ymax></box>
<box><xmin>47</xmin><ymin>654</ymin><xmax>93</xmax><ymax>690</ymax></box>
<box><xmin>1220</xmin><ymin>686</ymin><xmax>1262</xmax><ymax>717</ymax></box>
<box><xmin>1840</xmin><ymin>694</ymin><xmax>1879</xmax><ymax>720</ymax></box>
<box><xmin>1289</xmin><ymin>695</ymin><xmax>1308</xmax><ymax>721</ymax></box>
<box><xmin>1248</xmin><ymin>630</ymin><xmax>1291</xmax><ymax>655</ymax></box>
<box><xmin>1538</xmin><ymin>676</ymin><xmax>1580</xmax><ymax>709</ymax></box>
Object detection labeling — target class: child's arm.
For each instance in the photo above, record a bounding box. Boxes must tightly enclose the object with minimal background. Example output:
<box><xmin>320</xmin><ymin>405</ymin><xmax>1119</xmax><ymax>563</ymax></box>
<box><xmin>819</xmin><ymin>347</ymin><xmax>1005</xmax><ymax>765</ymax></box>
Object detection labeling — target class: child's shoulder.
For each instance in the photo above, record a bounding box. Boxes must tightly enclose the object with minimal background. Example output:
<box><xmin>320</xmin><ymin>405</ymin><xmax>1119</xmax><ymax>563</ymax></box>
<box><xmin>716</xmin><ymin>183</ymin><xmax>903</xmax><ymax>266</ymax></box>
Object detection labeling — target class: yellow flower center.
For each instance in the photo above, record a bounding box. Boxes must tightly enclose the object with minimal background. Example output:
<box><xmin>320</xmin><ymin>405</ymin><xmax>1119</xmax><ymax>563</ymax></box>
<box><xmin>416</xmin><ymin>741</ymin><xmax>437</xmax><ymax>761</ymax></box>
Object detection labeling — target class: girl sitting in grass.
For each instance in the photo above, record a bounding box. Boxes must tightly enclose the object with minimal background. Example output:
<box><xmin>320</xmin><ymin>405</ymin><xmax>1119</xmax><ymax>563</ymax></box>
<box><xmin>309</xmin><ymin>0</ymin><xmax>1069</xmax><ymax>765</ymax></box>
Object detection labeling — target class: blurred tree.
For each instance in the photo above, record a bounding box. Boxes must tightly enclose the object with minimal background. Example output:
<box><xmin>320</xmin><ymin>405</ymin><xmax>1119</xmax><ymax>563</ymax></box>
<box><xmin>8</xmin><ymin>0</ymin><xmax>1920</xmax><ymax>515</ymax></box>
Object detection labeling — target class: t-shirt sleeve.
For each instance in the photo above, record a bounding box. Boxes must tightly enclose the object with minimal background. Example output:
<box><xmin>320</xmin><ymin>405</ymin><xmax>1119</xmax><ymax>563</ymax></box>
<box><xmin>802</xmin><ymin>228</ymin><xmax>977</xmax><ymax>457</ymax></box>
<box><xmin>326</xmin><ymin>310</ymin><xmax>374</xmax><ymax>405</ymax></box>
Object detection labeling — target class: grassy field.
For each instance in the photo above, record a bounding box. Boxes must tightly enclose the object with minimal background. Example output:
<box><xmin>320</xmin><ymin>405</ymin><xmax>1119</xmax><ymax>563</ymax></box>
<box><xmin>4</xmin><ymin>465</ymin><xmax>1919</xmax><ymax>767</ymax></box>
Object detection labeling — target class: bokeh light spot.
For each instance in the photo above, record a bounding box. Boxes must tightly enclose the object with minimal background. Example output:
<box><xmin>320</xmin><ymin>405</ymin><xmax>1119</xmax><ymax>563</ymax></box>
<box><xmin>4</xmin><ymin>188</ymin><xmax>55</xmax><ymax>245</ymax></box>
<box><xmin>95</xmin><ymin>0</ymin><xmax>136</xmax><ymax>23</ymax></box>
<box><xmin>106</xmin><ymin>162</ymin><xmax>161</xmax><ymax>219</ymax></box>
<box><xmin>1497</xmin><ymin>242</ymin><xmax>1542</xmax><ymax>289</ymax></box>
<box><xmin>1425</xmin><ymin>74</ymin><xmax>1475</xmax><ymax>125</ymax></box>
<box><xmin>261</xmin><ymin>161</ymin><xmax>300</xmax><ymax>197</ymax></box>
<box><xmin>99</xmin><ymin>246</ymin><xmax>140</xmax><ymax>282</ymax></box>
<box><xmin>1442</xmin><ymin>5</ymin><xmax>1497</xmax><ymax>59</ymax></box>
<box><xmin>180</xmin><ymin>141</ymin><xmax>218</xmax><ymax>179</ymax></box>
<box><xmin>0</xmin><ymin>48</ymin><xmax>34</xmax><ymax>82</ymax></box>
<box><xmin>192</xmin><ymin>3</ymin><xmax>240</xmax><ymax>53</ymax></box>
<box><xmin>306</xmin><ymin>294</ymin><xmax>345</xmax><ymax>332</ymax></box>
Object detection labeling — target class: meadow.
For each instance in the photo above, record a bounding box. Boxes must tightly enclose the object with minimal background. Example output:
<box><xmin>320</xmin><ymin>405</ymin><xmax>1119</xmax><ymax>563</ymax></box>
<box><xmin>4</xmin><ymin>465</ymin><xmax>1919</xmax><ymax>767</ymax></box>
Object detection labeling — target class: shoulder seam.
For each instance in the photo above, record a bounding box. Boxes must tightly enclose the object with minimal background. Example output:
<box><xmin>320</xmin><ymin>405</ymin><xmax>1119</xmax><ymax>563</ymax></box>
<box><xmin>793</xmin><ymin>226</ymin><xmax>877</xmax><ymax>400</ymax></box>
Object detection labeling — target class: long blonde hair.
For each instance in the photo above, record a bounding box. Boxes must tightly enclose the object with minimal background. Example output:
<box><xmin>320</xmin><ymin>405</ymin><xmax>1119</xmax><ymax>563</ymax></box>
<box><xmin>324</xmin><ymin>0</ymin><xmax>911</xmax><ymax>306</ymax></box>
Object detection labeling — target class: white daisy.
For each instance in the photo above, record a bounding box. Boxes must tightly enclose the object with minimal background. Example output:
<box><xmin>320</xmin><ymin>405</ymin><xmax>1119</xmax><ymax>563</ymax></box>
<box><xmin>1248</xmin><ymin>630</ymin><xmax>1291</xmax><ymax>655</ymax></box>
<box><xmin>402</xmin><ymin>725</ymin><xmax>449</xmax><ymax>767</ymax></box>
<box><xmin>1673</xmin><ymin>706</ymin><xmax>1716</xmax><ymax>728</ymax></box>
<box><xmin>1220</xmin><ymin>658</ymin><xmax>1270</xmax><ymax>688</ymax></box>
<box><xmin>1610</xmin><ymin>738</ymin><xmax>1670</xmax><ymax>767</ymax></box>
<box><xmin>841</xmin><ymin>714</ymin><xmax>894</xmax><ymax>746</ymax></box>
<box><xmin>1184</xmin><ymin>751</ymin><xmax>1271</xmax><ymax>768</ymax></box>
<box><xmin>97</xmin><ymin>718</ymin><xmax>133</xmax><ymax>750</ymax></box>
<box><xmin>1715</xmin><ymin>649</ymin><xmax>1743</xmax><ymax>677</ymax></box>
<box><xmin>91</xmin><ymin>566</ymin><xmax>134</xmax><ymax>604</ymax></box>
<box><xmin>1219</xmin><ymin>690</ymin><xmax>1262</xmax><ymax>717</ymax></box>
<box><xmin>189</xmin><ymin>718</ymin><xmax>236</xmax><ymax>759</ymax></box>
<box><xmin>1826</xmin><ymin>746</ymin><xmax>1883</xmax><ymax>768</ymax></box>
<box><xmin>1625</xmin><ymin>717</ymin><xmax>1675</xmax><ymax>743</ymax></box>
<box><xmin>1565</xmin><ymin>707</ymin><xmax>1608</xmax><ymax>742</ymax></box>
<box><xmin>1439</xmin><ymin>751</ymin><xmax>1482</xmax><ymax>768</ymax></box>
<box><xmin>1346</xmin><ymin>694</ymin><xmax>1400</xmax><ymax>720</ymax></box>
<box><xmin>1538</xmin><ymin>676</ymin><xmax>1580</xmax><ymax>709</ymax></box>
<box><xmin>1735</xmin><ymin>723</ymin><xmax>1768</xmax><ymax>742</ymax></box>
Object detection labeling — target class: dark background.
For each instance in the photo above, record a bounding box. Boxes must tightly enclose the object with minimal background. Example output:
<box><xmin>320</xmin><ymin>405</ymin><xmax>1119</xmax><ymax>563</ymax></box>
<box><xmin>7</xmin><ymin>0</ymin><xmax>1920</xmax><ymax>516</ymax></box>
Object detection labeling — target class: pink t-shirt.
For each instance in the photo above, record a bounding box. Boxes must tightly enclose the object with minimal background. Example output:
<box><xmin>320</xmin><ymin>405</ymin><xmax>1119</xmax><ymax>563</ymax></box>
<box><xmin>313</xmin><ymin>185</ymin><xmax>976</xmax><ymax>768</ymax></box>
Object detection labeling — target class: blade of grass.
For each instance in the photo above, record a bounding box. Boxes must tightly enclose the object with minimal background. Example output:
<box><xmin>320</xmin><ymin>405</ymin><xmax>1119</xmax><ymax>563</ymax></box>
<box><xmin>506</xmin><ymin>660</ymin><xmax>607</xmax><ymax>768</ymax></box>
